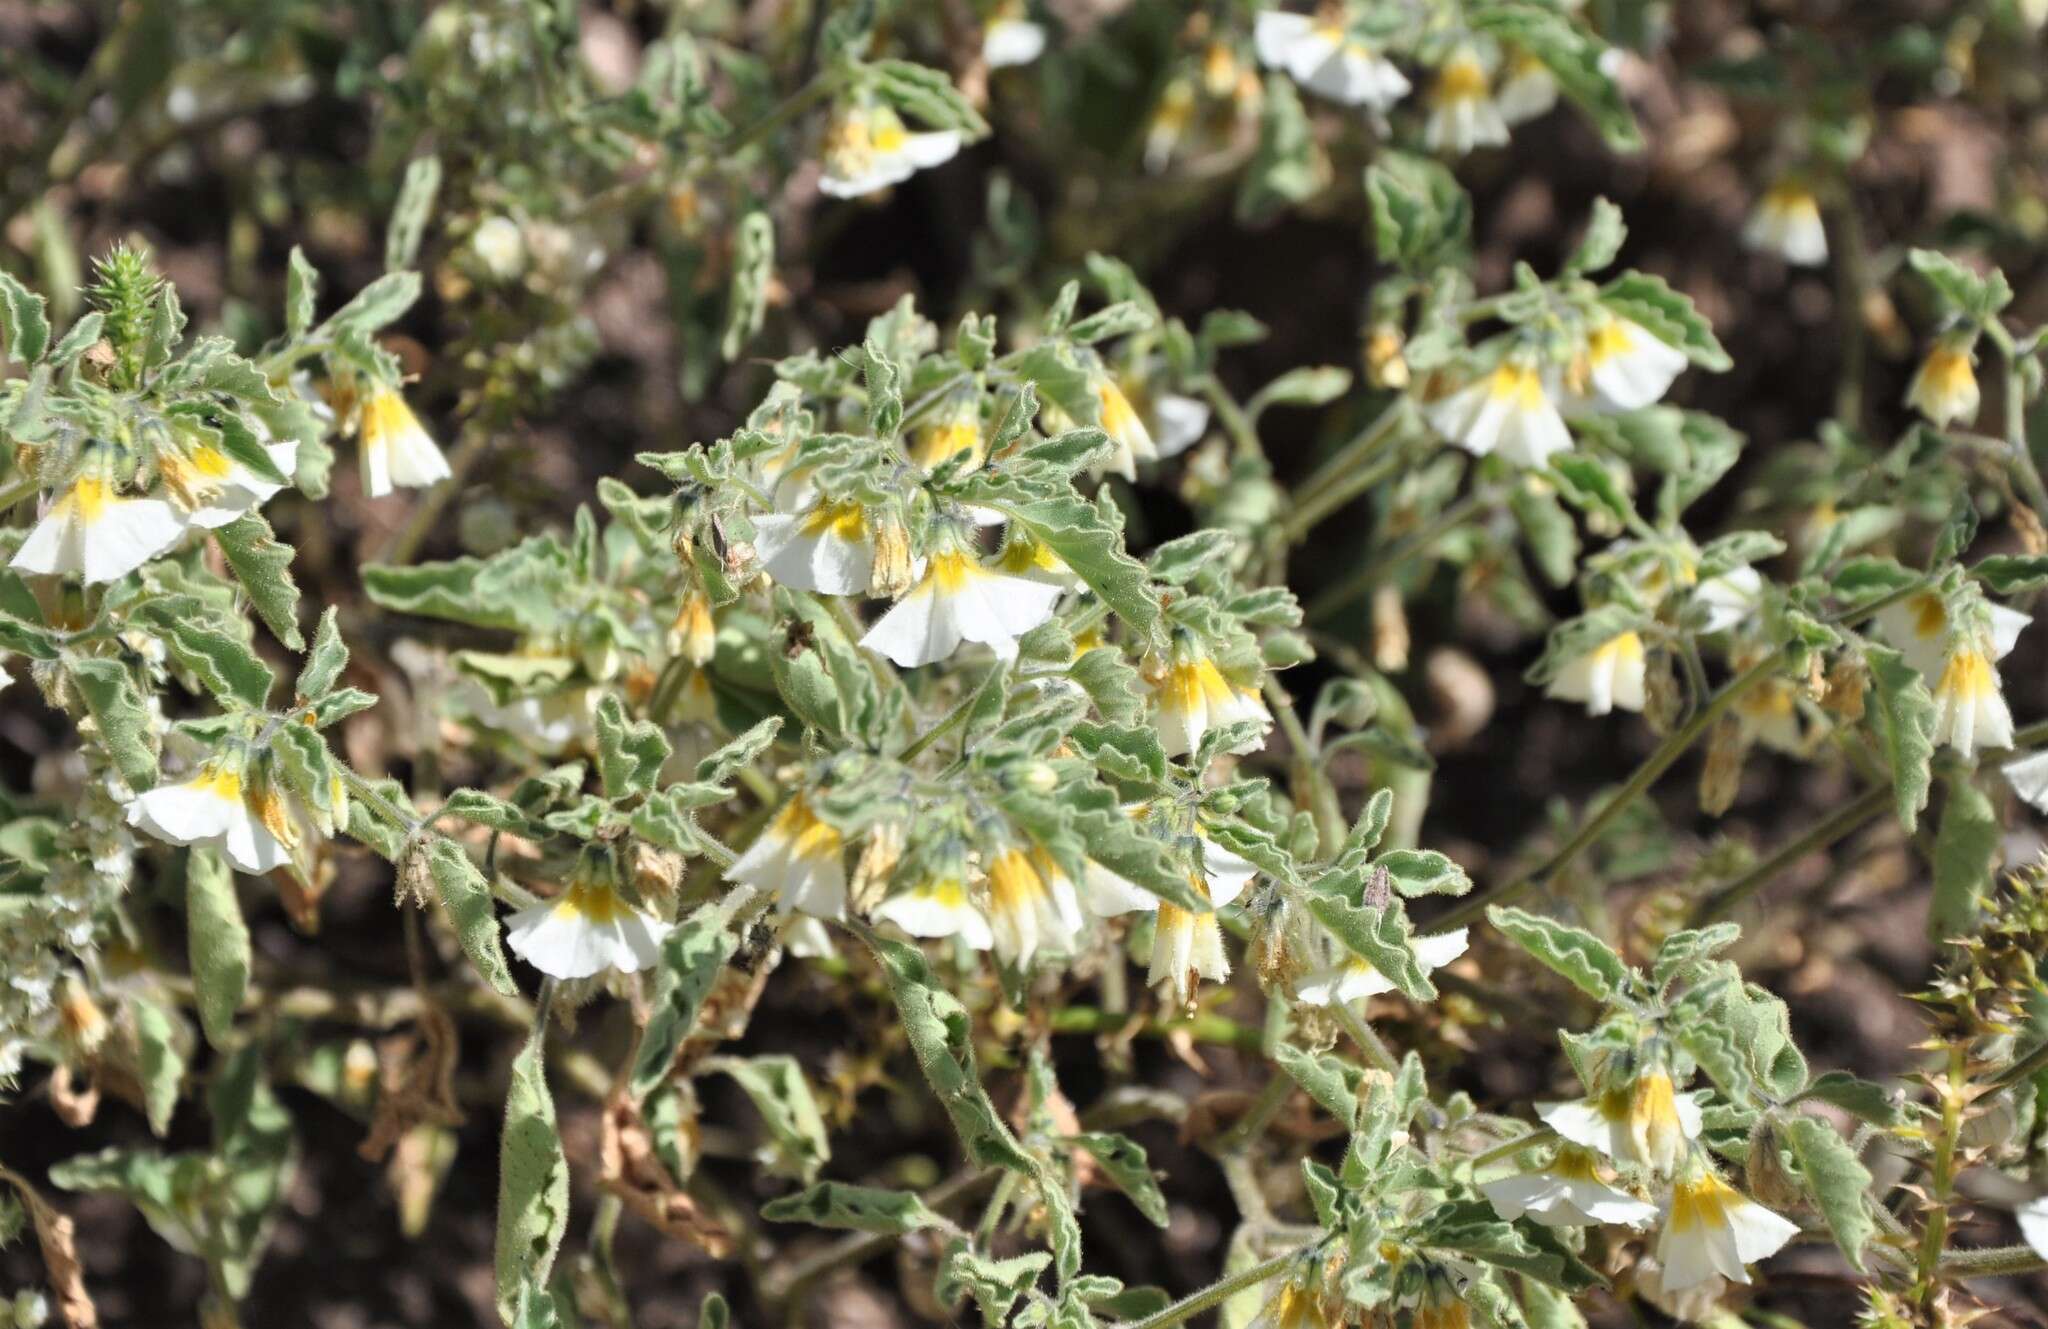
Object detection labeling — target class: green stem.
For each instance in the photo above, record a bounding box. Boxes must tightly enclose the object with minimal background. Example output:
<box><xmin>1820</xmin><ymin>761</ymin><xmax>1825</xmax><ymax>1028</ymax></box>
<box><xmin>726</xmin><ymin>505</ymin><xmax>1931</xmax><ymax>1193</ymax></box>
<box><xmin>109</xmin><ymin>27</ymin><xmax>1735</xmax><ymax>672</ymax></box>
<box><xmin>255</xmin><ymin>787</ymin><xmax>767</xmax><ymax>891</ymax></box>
<box><xmin>1941</xmin><ymin>1243</ymin><xmax>2048</xmax><ymax>1278</ymax></box>
<box><xmin>1468</xmin><ymin>1127</ymin><xmax>1557</xmax><ymax>1170</ymax></box>
<box><xmin>1048</xmin><ymin>1005</ymin><xmax>1265</xmax><ymax>1052</ymax></box>
<box><xmin>1691</xmin><ymin>783</ymin><xmax>1889</xmax><ymax>924</ymax></box>
<box><xmin>1199</xmin><ymin>376</ymin><xmax>1264</xmax><ymax>465</ymax></box>
<box><xmin>1984</xmin><ymin>321</ymin><xmax>2048</xmax><ymax>520</ymax></box>
<box><xmin>1434</xmin><ymin>651</ymin><xmax>1783</xmax><ymax>932</ymax></box>
<box><xmin>1215</xmin><ymin>1074</ymin><xmax>1296</xmax><ymax>1156</ymax></box>
<box><xmin>724</xmin><ymin>75</ymin><xmax>839</xmax><ymax>156</ymax></box>
<box><xmin>1308</xmin><ymin>489</ymin><xmax>1489</xmax><ymax>623</ymax></box>
<box><xmin>1331</xmin><ymin>1001</ymin><xmax>1399</xmax><ymax>1074</ymax></box>
<box><xmin>899</xmin><ymin>686</ymin><xmax>980</xmax><ymax>762</ymax></box>
<box><xmin>1114</xmin><ymin>1250</ymin><xmax>1302</xmax><ymax>1329</ymax></box>
<box><xmin>1262</xmin><ymin>675</ymin><xmax>1344</xmax><ymax>858</ymax></box>
<box><xmin>338</xmin><ymin>765</ymin><xmax>425</xmax><ymax>846</ymax></box>
<box><xmin>1280</xmin><ymin>401</ymin><xmax>1411</xmax><ymax>545</ymax></box>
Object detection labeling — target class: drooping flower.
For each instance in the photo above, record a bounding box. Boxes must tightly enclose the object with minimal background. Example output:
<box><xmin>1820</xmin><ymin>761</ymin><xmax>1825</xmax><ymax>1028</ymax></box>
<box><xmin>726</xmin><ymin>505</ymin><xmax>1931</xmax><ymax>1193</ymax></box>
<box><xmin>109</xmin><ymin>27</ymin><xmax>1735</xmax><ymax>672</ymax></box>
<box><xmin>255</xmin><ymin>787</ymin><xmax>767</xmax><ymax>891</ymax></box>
<box><xmin>671</xmin><ymin>590</ymin><xmax>717</xmax><ymax>665</ymax></box>
<box><xmin>1742</xmin><ymin>182</ymin><xmax>1827</xmax><ymax>267</ymax></box>
<box><xmin>126</xmin><ymin>754</ymin><xmax>292</xmax><ymax>876</ymax></box>
<box><xmin>2018</xmin><ymin>1195</ymin><xmax>2048</xmax><ymax>1260</ymax></box>
<box><xmin>1654</xmin><ymin>1167</ymin><xmax>1800</xmax><ymax>1291</ymax></box>
<box><xmin>1493</xmin><ymin>48</ymin><xmax>1557</xmax><ymax>125</ymax></box>
<box><xmin>1094</xmin><ymin>374</ymin><xmax>1159</xmax><ymax>479</ymax></box>
<box><xmin>859</xmin><ymin>547</ymin><xmax>1063</xmax><ymax>667</ymax></box>
<box><xmin>1292</xmin><ymin>928</ymin><xmax>1468</xmax><ymax>1007</ymax></box>
<box><xmin>505</xmin><ymin>864</ymin><xmax>672</xmax><ymax>980</ymax></box>
<box><xmin>1151</xmin><ymin>391</ymin><xmax>1212</xmax><ymax>458</ymax></box>
<box><xmin>983</xmin><ymin>847</ymin><xmax>1084</xmax><ymax>966</ymax></box>
<box><xmin>1692</xmin><ymin>566</ymin><xmax>1763</xmax><ymax>634</ymax></box>
<box><xmin>752</xmin><ymin>500</ymin><xmax>875</xmax><ymax>596</ymax></box>
<box><xmin>1253</xmin><ymin>10</ymin><xmax>1411</xmax><ymax>109</ymax></box>
<box><xmin>725</xmin><ymin>793</ymin><xmax>848</xmax><ymax>919</ymax></box>
<box><xmin>1930</xmin><ymin>639</ymin><xmax>2014</xmax><ymax>758</ymax></box>
<box><xmin>1424</xmin><ymin>48</ymin><xmax>1509</xmax><ymax>156</ymax></box>
<box><xmin>1151</xmin><ymin>648</ymin><xmax>1273</xmax><ymax>758</ymax></box>
<box><xmin>358</xmin><ymin>386</ymin><xmax>452</xmax><ymax>498</ymax></box>
<box><xmin>909</xmin><ymin>402</ymin><xmax>986</xmax><ymax>472</ymax></box>
<box><xmin>1874</xmin><ymin>590</ymin><xmax>2028</xmax><ymax>679</ymax></box>
<box><xmin>1426</xmin><ymin>360</ymin><xmax>1573</xmax><ymax>468</ymax></box>
<box><xmin>160</xmin><ymin>438</ymin><xmax>299</xmax><ymax>528</ymax></box>
<box><xmin>818</xmin><ymin>105</ymin><xmax>961</xmax><ymax>199</ymax></box>
<box><xmin>1569</xmin><ymin>315</ymin><xmax>1690</xmax><ymax>413</ymax></box>
<box><xmin>1479</xmin><ymin>1145</ymin><xmax>1659</xmax><ymax>1228</ymax></box>
<box><xmin>1906</xmin><ymin>338</ymin><xmax>1981</xmax><ymax>429</ymax></box>
<box><xmin>11</xmin><ymin>472</ymin><xmax>186</xmax><ymax>585</ymax></box>
<box><xmin>1732</xmin><ymin>675</ymin><xmax>1803</xmax><ymax>754</ymax></box>
<box><xmin>873</xmin><ymin>873</ymin><xmax>994</xmax><ymax>950</ymax></box>
<box><xmin>1539</xmin><ymin>1067</ymin><xmax>1704</xmax><ymax>1176</ymax></box>
<box><xmin>1248</xmin><ymin>1276</ymin><xmax>1336</xmax><ymax>1329</ymax></box>
<box><xmin>1544</xmin><ymin>631</ymin><xmax>1647</xmax><ymax>716</ymax></box>
<box><xmin>982</xmin><ymin>1</ymin><xmax>1047</xmax><ymax>68</ymax></box>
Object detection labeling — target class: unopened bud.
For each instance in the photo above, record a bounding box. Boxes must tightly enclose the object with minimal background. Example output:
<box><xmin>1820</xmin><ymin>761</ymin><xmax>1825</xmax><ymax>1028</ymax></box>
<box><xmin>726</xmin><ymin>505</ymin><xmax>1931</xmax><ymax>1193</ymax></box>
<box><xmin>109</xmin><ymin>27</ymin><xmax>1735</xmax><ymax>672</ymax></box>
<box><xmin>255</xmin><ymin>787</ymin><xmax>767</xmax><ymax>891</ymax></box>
<box><xmin>342</xmin><ymin>1039</ymin><xmax>380</xmax><ymax>1099</ymax></box>
<box><xmin>672</xmin><ymin>591</ymin><xmax>716</xmax><ymax>666</ymax></box>
<box><xmin>1020</xmin><ymin>762</ymin><xmax>1059</xmax><ymax>794</ymax></box>
<box><xmin>1642</xmin><ymin>650</ymin><xmax>1683</xmax><ymax>736</ymax></box>
<box><xmin>1371</xmin><ymin>583</ymin><xmax>1410</xmax><ymax>673</ymax></box>
<box><xmin>1821</xmin><ymin>656</ymin><xmax>1867</xmax><ymax>722</ymax></box>
<box><xmin>56</xmin><ymin>979</ymin><xmax>108</xmax><ymax>1056</ymax></box>
<box><xmin>850</xmin><ymin>822</ymin><xmax>905</xmax><ymax>913</ymax></box>
<box><xmin>1364</xmin><ymin>326</ymin><xmax>1408</xmax><ymax>390</ymax></box>
<box><xmin>870</xmin><ymin>519</ymin><xmax>916</xmax><ymax>599</ymax></box>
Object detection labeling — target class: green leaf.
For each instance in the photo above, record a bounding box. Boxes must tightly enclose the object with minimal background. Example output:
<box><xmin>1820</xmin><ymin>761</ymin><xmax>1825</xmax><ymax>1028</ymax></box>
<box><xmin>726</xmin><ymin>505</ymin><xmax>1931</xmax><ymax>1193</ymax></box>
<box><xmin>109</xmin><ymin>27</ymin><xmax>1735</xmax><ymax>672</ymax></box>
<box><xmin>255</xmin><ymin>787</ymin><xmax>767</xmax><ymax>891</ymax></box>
<box><xmin>0</xmin><ymin>269</ymin><xmax>52</xmax><ymax>363</ymax></box>
<box><xmin>1865</xmin><ymin>644</ymin><xmax>1936</xmax><ymax>832</ymax></box>
<box><xmin>937</xmin><ymin>1242</ymin><xmax>1051</xmax><ymax>1329</ymax></box>
<box><xmin>132</xmin><ymin>995</ymin><xmax>186</xmax><ymax>1136</ymax></box>
<box><xmin>761</xmin><ymin>1182</ymin><xmax>942</xmax><ymax>1234</ymax></box>
<box><xmin>1798</xmin><ymin>1071</ymin><xmax>1904</xmax><ymax>1127</ymax></box>
<box><xmin>1907</xmin><ymin>248</ymin><xmax>2012</xmax><ymax>320</ymax></box>
<box><xmin>1469</xmin><ymin>6</ymin><xmax>1638</xmax><ymax>152</ymax></box>
<box><xmin>1971</xmin><ymin>554</ymin><xmax>2048</xmax><ymax>595</ymax></box>
<box><xmin>630</xmin><ymin>905</ymin><xmax>741</xmax><ymax>1099</ymax></box>
<box><xmin>704</xmin><ymin>1055</ymin><xmax>832</xmax><ymax>1182</ymax></box>
<box><xmin>496</xmin><ymin>1035</ymin><xmax>571</xmax><ymax>1329</ymax></box>
<box><xmin>1781</xmin><ymin>1115</ymin><xmax>1875</xmax><ymax>1269</ymax></box>
<box><xmin>1068</xmin><ymin>646</ymin><xmax>1144</xmax><ymax>727</ymax></box>
<box><xmin>69</xmin><ymin>657</ymin><xmax>159</xmax><ymax>790</ymax></box>
<box><xmin>385</xmin><ymin>156</ymin><xmax>443</xmax><ymax>273</ymax></box>
<box><xmin>1304</xmin><ymin>889</ymin><xmax>1435</xmax><ymax>1000</ymax></box>
<box><xmin>421</xmin><ymin>838</ymin><xmax>518</xmax><ymax>996</ymax></box>
<box><xmin>1064</xmin><ymin>1132</ymin><xmax>1169</xmax><ymax>1227</ymax></box>
<box><xmin>1248</xmin><ymin>366</ymin><xmax>1352</xmax><ymax>415</ymax></box>
<box><xmin>1548</xmin><ymin>454</ymin><xmax>1634</xmax><ymax>526</ymax></box>
<box><xmin>869</xmin><ymin>59</ymin><xmax>990</xmax><ymax>136</ymax></box>
<box><xmin>144</xmin><ymin>613</ymin><xmax>276</xmax><ymax>710</ymax></box>
<box><xmin>1488</xmin><ymin>906</ymin><xmax>1632</xmax><ymax>1001</ymax></box>
<box><xmin>1364</xmin><ymin>151</ymin><xmax>1471</xmax><ymax>271</ymax></box>
<box><xmin>1005</xmin><ymin>494</ymin><xmax>1159</xmax><ymax>639</ymax></box>
<box><xmin>296</xmin><ymin>606</ymin><xmax>350</xmax><ymax>700</ymax></box>
<box><xmin>1930</xmin><ymin>773</ymin><xmax>1998</xmax><ymax>942</ymax></box>
<box><xmin>1236</xmin><ymin>77</ymin><xmax>1322</xmax><ymax>225</ymax></box>
<box><xmin>325</xmin><ymin>271</ymin><xmax>421</xmax><ymax>336</ymax></box>
<box><xmin>285</xmin><ymin>246</ymin><xmax>319</xmax><ymax>338</ymax></box>
<box><xmin>1599</xmin><ymin>272</ymin><xmax>1731</xmax><ymax>370</ymax></box>
<box><xmin>215</xmin><ymin>512</ymin><xmax>303</xmax><ymax>649</ymax></box>
<box><xmin>594</xmin><ymin>695</ymin><xmax>671</xmax><ymax>803</ymax></box>
<box><xmin>1275</xmin><ymin>1043</ymin><xmax>1362</xmax><ymax>1127</ymax></box>
<box><xmin>1567</xmin><ymin>197</ymin><xmax>1626</xmax><ymax>274</ymax></box>
<box><xmin>440</xmin><ymin>789</ymin><xmax>531</xmax><ymax>833</ymax></box>
<box><xmin>721</xmin><ymin>210</ymin><xmax>774</xmax><ymax>361</ymax></box>
<box><xmin>185</xmin><ymin>847</ymin><xmax>250</xmax><ymax>1049</ymax></box>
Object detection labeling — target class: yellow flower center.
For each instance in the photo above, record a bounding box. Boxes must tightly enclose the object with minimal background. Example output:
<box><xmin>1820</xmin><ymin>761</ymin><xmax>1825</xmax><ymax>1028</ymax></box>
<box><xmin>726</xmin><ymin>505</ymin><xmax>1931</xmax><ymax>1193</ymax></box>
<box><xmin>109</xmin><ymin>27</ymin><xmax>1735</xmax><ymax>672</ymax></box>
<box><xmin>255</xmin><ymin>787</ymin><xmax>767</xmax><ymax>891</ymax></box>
<box><xmin>1097</xmin><ymin>380</ymin><xmax>1140</xmax><ymax>441</ymax></box>
<box><xmin>912</xmin><ymin>419</ymin><xmax>983</xmax><ymax>469</ymax></box>
<box><xmin>1919</xmin><ymin>345</ymin><xmax>1976</xmax><ymax>399</ymax></box>
<box><xmin>1585</xmin><ymin>319</ymin><xmax>1636</xmax><ymax>368</ymax></box>
<box><xmin>68</xmin><ymin>476</ymin><xmax>112</xmax><ymax>521</ymax></box>
<box><xmin>1485</xmin><ymin>362</ymin><xmax>1548</xmax><ymax>411</ymax></box>
<box><xmin>195</xmin><ymin>766</ymin><xmax>244</xmax><ymax>801</ymax></box>
<box><xmin>1764</xmin><ymin>183</ymin><xmax>1820</xmax><ymax>221</ymax></box>
<box><xmin>1909</xmin><ymin>592</ymin><xmax>1948</xmax><ymax>640</ymax></box>
<box><xmin>1597</xmin><ymin>631</ymin><xmax>1645</xmax><ymax>666</ymax></box>
<box><xmin>1937</xmin><ymin>647</ymin><xmax>1995</xmax><ymax>702</ymax></box>
<box><xmin>926</xmin><ymin>549</ymin><xmax>980</xmax><ymax>593</ymax></box>
<box><xmin>1433</xmin><ymin>55</ymin><xmax>1490</xmax><ymax>105</ymax></box>
<box><xmin>554</xmin><ymin>879</ymin><xmax>627</xmax><ymax>923</ymax></box>
<box><xmin>1667</xmin><ymin>1171</ymin><xmax>1740</xmax><ymax>1234</ymax></box>
<box><xmin>799</xmin><ymin>500</ymin><xmax>868</xmax><ymax>541</ymax></box>
<box><xmin>987</xmin><ymin>848</ymin><xmax>1047</xmax><ymax>916</ymax></box>
<box><xmin>1162</xmin><ymin>655</ymin><xmax>1233</xmax><ymax>716</ymax></box>
<box><xmin>773</xmin><ymin>795</ymin><xmax>844</xmax><ymax>862</ymax></box>
<box><xmin>361</xmin><ymin>389</ymin><xmax>412</xmax><ymax>444</ymax></box>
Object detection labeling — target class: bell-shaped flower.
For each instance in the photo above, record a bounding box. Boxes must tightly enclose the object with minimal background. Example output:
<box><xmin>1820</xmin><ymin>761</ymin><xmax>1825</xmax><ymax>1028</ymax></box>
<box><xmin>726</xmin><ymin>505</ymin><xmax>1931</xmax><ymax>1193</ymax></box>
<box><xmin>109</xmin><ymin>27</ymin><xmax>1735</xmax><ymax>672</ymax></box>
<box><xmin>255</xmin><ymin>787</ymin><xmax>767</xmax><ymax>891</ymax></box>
<box><xmin>12</xmin><ymin>472</ymin><xmax>186</xmax><ymax>585</ymax></box>
<box><xmin>1424</xmin><ymin>48</ymin><xmax>1509</xmax><ymax>155</ymax></box>
<box><xmin>1931</xmin><ymin>638</ymin><xmax>2014</xmax><ymax>758</ymax></box>
<box><xmin>1151</xmin><ymin>648</ymin><xmax>1272</xmax><ymax>758</ymax></box>
<box><xmin>873</xmin><ymin>873</ymin><xmax>993</xmax><ymax>950</ymax></box>
<box><xmin>1875</xmin><ymin>590</ymin><xmax>2028</xmax><ymax>679</ymax></box>
<box><xmin>161</xmin><ymin>438</ymin><xmax>299</xmax><ymax>528</ymax></box>
<box><xmin>1253</xmin><ymin>11</ymin><xmax>1410</xmax><ymax>109</ymax></box>
<box><xmin>358</xmin><ymin>385</ymin><xmax>451</xmax><ymax>498</ymax></box>
<box><xmin>1654</xmin><ymin>1166</ymin><xmax>1800</xmax><ymax>1291</ymax></box>
<box><xmin>1293</xmin><ymin>928</ymin><xmax>1468</xmax><ymax>1007</ymax></box>
<box><xmin>1539</xmin><ymin>1067</ymin><xmax>1704</xmax><ymax>1177</ymax></box>
<box><xmin>1426</xmin><ymin>360</ymin><xmax>1573</xmax><ymax>468</ymax></box>
<box><xmin>126</xmin><ymin>754</ymin><xmax>292</xmax><ymax>876</ymax></box>
<box><xmin>753</xmin><ymin>499</ymin><xmax>875</xmax><ymax>596</ymax></box>
<box><xmin>1493</xmin><ymin>49</ymin><xmax>1557</xmax><ymax>125</ymax></box>
<box><xmin>1907</xmin><ymin>338</ymin><xmax>1980</xmax><ymax>428</ymax></box>
<box><xmin>1094</xmin><ymin>374</ymin><xmax>1159</xmax><ymax>479</ymax></box>
<box><xmin>819</xmin><ymin>105</ymin><xmax>961</xmax><ymax>199</ymax></box>
<box><xmin>860</xmin><ymin>547</ymin><xmax>1062</xmax><ymax>667</ymax></box>
<box><xmin>982</xmin><ymin>2</ymin><xmax>1047</xmax><ymax>68</ymax></box>
<box><xmin>1692</xmin><ymin>567</ymin><xmax>1762</xmax><ymax>634</ymax></box>
<box><xmin>1480</xmin><ymin>1145</ymin><xmax>1659</xmax><ymax>1228</ymax></box>
<box><xmin>1569</xmin><ymin>315</ymin><xmax>1689</xmax><ymax>413</ymax></box>
<box><xmin>505</xmin><ymin>865</ymin><xmax>672</xmax><ymax>980</ymax></box>
<box><xmin>725</xmin><ymin>793</ymin><xmax>847</xmax><ymax>919</ymax></box>
<box><xmin>1544</xmin><ymin>630</ymin><xmax>1647</xmax><ymax>716</ymax></box>
<box><xmin>1742</xmin><ymin>182</ymin><xmax>1827</xmax><ymax>267</ymax></box>
<box><xmin>1152</xmin><ymin>391</ymin><xmax>1212</xmax><ymax>458</ymax></box>
<box><xmin>983</xmin><ymin>847</ymin><xmax>1084</xmax><ymax>966</ymax></box>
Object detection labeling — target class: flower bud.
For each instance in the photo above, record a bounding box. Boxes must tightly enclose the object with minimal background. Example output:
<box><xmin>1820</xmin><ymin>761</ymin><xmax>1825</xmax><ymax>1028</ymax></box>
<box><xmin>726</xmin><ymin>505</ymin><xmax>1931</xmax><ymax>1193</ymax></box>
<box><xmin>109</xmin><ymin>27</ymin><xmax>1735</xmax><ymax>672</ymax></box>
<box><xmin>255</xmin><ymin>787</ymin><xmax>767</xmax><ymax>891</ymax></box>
<box><xmin>850</xmin><ymin>821</ymin><xmax>905</xmax><ymax>913</ymax></box>
<box><xmin>672</xmin><ymin>591</ymin><xmax>716</xmax><ymax>666</ymax></box>
<box><xmin>1364</xmin><ymin>325</ymin><xmax>1409</xmax><ymax>390</ymax></box>
<box><xmin>56</xmin><ymin>979</ymin><xmax>108</xmax><ymax>1056</ymax></box>
<box><xmin>1698</xmin><ymin>714</ymin><xmax>1744</xmax><ymax>816</ymax></box>
<box><xmin>1821</xmin><ymin>655</ymin><xmax>1867</xmax><ymax>722</ymax></box>
<box><xmin>343</xmin><ymin>1039</ymin><xmax>380</xmax><ymax>1100</ymax></box>
<box><xmin>869</xmin><ymin>518</ymin><xmax>915</xmax><ymax>599</ymax></box>
<box><xmin>1626</xmin><ymin>1068</ymin><xmax>1690</xmax><ymax>1177</ymax></box>
<box><xmin>1371</xmin><ymin>583</ymin><xmax>1410</xmax><ymax>673</ymax></box>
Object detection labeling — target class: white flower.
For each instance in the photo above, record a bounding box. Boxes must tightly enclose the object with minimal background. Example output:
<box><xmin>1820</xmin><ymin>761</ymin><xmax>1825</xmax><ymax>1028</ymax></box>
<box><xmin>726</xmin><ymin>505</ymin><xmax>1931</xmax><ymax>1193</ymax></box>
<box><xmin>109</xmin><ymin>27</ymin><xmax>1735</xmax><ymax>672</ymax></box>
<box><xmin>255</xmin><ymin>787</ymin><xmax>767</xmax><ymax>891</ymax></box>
<box><xmin>1875</xmin><ymin>590</ymin><xmax>2028</xmax><ymax>678</ymax></box>
<box><xmin>157</xmin><ymin>433</ymin><xmax>299</xmax><ymax>528</ymax></box>
<box><xmin>126</xmin><ymin>759</ymin><xmax>292</xmax><ymax>876</ymax></box>
<box><xmin>1152</xmin><ymin>392</ymin><xmax>1212</xmax><ymax>458</ymax></box>
<box><xmin>725</xmin><ymin>793</ymin><xmax>847</xmax><ymax>919</ymax></box>
<box><xmin>1742</xmin><ymin>182</ymin><xmax>1827</xmax><ymax>267</ymax></box>
<box><xmin>910</xmin><ymin>409</ymin><xmax>986</xmax><ymax>472</ymax></box>
<box><xmin>1733</xmin><ymin>677</ymin><xmax>1803</xmax><ymax>754</ymax></box>
<box><xmin>1426</xmin><ymin>362</ymin><xmax>1573</xmax><ymax>467</ymax></box>
<box><xmin>1253</xmin><ymin>11</ymin><xmax>1411</xmax><ymax>109</ymax></box>
<box><xmin>2002</xmin><ymin>750</ymin><xmax>2048</xmax><ymax>814</ymax></box>
<box><xmin>1143</xmin><ymin>81</ymin><xmax>1195</xmax><ymax>174</ymax></box>
<box><xmin>819</xmin><ymin>105</ymin><xmax>961</xmax><ymax>199</ymax></box>
<box><xmin>1493</xmin><ymin>49</ymin><xmax>1557</xmax><ymax>126</ymax></box>
<box><xmin>1151</xmin><ymin>651</ymin><xmax>1272</xmax><ymax>758</ymax></box>
<box><xmin>11</xmin><ymin>475</ymin><xmax>187</xmax><ymax>584</ymax></box>
<box><xmin>983</xmin><ymin>8</ymin><xmax>1047</xmax><ymax>68</ymax></box>
<box><xmin>859</xmin><ymin>549</ymin><xmax>1062</xmax><ymax>667</ymax></box>
<box><xmin>1907</xmin><ymin>340</ymin><xmax>1980</xmax><ymax>428</ymax></box>
<box><xmin>472</xmin><ymin>215</ymin><xmax>526</xmax><ymax>279</ymax></box>
<box><xmin>1693</xmin><ymin>567</ymin><xmax>1762</xmax><ymax>634</ymax></box>
<box><xmin>1655</xmin><ymin>1169</ymin><xmax>1800</xmax><ymax>1291</ymax></box>
<box><xmin>1570</xmin><ymin>316</ymin><xmax>1689</xmax><ymax>413</ymax></box>
<box><xmin>358</xmin><ymin>386</ymin><xmax>452</xmax><ymax>498</ymax></box>
<box><xmin>1293</xmin><ymin>928</ymin><xmax>1468</xmax><ymax>1006</ymax></box>
<box><xmin>1930</xmin><ymin>641</ymin><xmax>2014</xmax><ymax>758</ymax></box>
<box><xmin>1081</xmin><ymin>857</ymin><xmax>1160</xmax><ymax>916</ymax></box>
<box><xmin>1539</xmin><ymin>1069</ymin><xmax>1704</xmax><ymax>1176</ymax></box>
<box><xmin>1150</xmin><ymin>879</ymin><xmax>1232</xmax><ymax>1006</ymax></box>
<box><xmin>457</xmin><ymin>677</ymin><xmax>598</xmax><ymax>754</ymax></box>
<box><xmin>505</xmin><ymin>877</ymin><xmax>672</xmax><ymax>979</ymax></box>
<box><xmin>1544</xmin><ymin>631</ymin><xmax>1647</xmax><ymax>716</ymax></box>
<box><xmin>873</xmin><ymin>875</ymin><xmax>994</xmax><ymax>949</ymax></box>
<box><xmin>984</xmin><ymin>847</ymin><xmax>1084</xmax><ymax>966</ymax></box>
<box><xmin>1480</xmin><ymin>1146</ymin><xmax>1659</xmax><ymax>1228</ymax></box>
<box><xmin>753</xmin><ymin>500</ymin><xmax>875</xmax><ymax>596</ymax></box>
<box><xmin>2018</xmin><ymin>1195</ymin><xmax>2048</xmax><ymax>1260</ymax></box>
<box><xmin>1094</xmin><ymin>375</ymin><xmax>1158</xmax><ymax>479</ymax></box>
<box><xmin>1423</xmin><ymin>49</ymin><xmax>1509</xmax><ymax>155</ymax></box>
<box><xmin>1634</xmin><ymin>1255</ymin><xmax>1728</xmax><ymax>1323</ymax></box>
